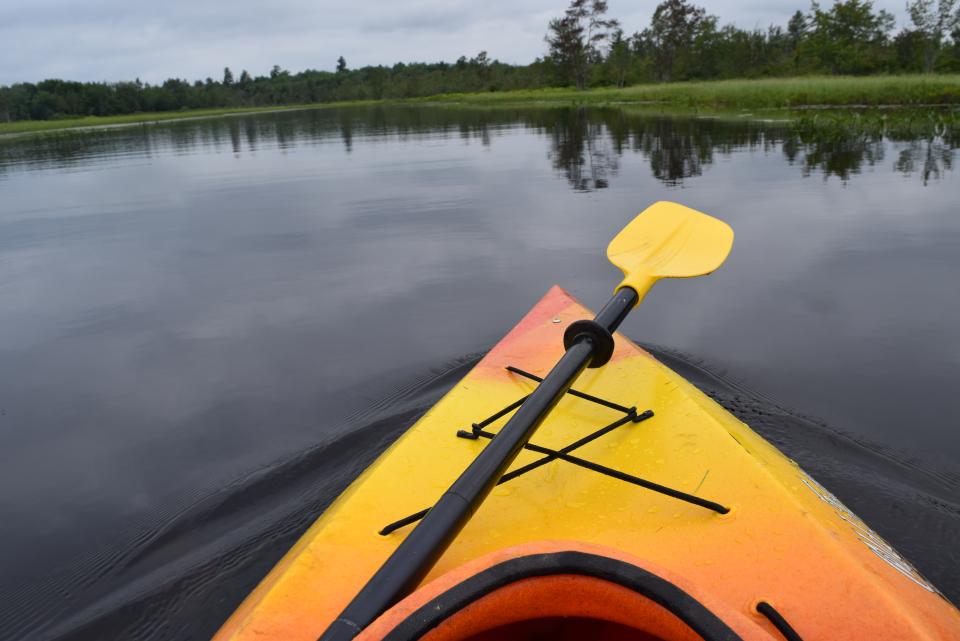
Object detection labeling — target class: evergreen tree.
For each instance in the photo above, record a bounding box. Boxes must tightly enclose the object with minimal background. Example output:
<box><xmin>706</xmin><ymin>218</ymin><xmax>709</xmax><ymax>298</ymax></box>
<box><xmin>608</xmin><ymin>29</ymin><xmax>632</xmax><ymax>87</ymax></box>
<box><xmin>472</xmin><ymin>51</ymin><xmax>491</xmax><ymax>82</ymax></box>
<box><xmin>788</xmin><ymin>10</ymin><xmax>808</xmax><ymax>52</ymax></box>
<box><xmin>546</xmin><ymin>0</ymin><xmax>620</xmax><ymax>89</ymax></box>
<box><xmin>907</xmin><ymin>0</ymin><xmax>959</xmax><ymax>71</ymax></box>
<box><xmin>805</xmin><ymin>0</ymin><xmax>895</xmax><ymax>74</ymax></box>
<box><xmin>647</xmin><ymin>0</ymin><xmax>709</xmax><ymax>81</ymax></box>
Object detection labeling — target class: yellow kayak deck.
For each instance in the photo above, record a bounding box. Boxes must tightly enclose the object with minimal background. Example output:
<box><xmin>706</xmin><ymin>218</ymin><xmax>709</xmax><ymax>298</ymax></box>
<box><xmin>214</xmin><ymin>286</ymin><xmax>958</xmax><ymax>641</ymax></box>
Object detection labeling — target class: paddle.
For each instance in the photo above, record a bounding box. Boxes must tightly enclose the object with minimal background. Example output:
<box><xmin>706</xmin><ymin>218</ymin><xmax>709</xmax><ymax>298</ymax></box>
<box><xmin>319</xmin><ymin>201</ymin><xmax>734</xmax><ymax>641</ymax></box>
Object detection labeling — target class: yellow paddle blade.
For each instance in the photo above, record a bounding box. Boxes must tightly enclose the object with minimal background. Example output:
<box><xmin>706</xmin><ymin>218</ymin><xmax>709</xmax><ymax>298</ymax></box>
<box><xmin>607</xmin><ymin>201</ymin><xmax>734</xmax><ymax>303</ymax></box>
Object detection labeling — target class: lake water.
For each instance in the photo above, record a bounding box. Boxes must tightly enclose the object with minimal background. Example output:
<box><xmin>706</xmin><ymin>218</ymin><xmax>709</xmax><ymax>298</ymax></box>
<box><xmin>1</xmin><ymin>106</ymin><xmax>958</xmax><ymax>639</ymax></box>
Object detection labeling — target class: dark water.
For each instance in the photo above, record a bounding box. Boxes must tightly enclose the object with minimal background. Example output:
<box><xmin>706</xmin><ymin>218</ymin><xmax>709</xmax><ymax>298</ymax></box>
<box><xmin>0</xmin><ymin>106</ymin><xmax>958</xmax><ymax>640</ymax></box>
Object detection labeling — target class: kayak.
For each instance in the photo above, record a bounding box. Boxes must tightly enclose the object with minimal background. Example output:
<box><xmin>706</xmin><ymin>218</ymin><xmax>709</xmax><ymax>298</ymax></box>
<box><xmin>213</xmin><ymin>203</ymin><xmax>959</xmax><ymax>641</ymax></box>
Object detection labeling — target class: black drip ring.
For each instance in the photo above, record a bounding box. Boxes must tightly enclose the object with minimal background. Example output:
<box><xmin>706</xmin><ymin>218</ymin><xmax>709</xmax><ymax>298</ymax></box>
<box><xmin>563</xmin><ymin>319</ymin><xmax>615</xmax><ymax>368</ymax></box>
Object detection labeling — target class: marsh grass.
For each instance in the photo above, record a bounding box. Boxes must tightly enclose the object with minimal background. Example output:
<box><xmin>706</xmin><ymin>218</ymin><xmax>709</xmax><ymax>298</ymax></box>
<box><xmin>789</xmin><ymin>106</ymin><xmax>958</xmax><ymax>141</ymax></box>
<box><xmin>424</xmin><ymin>75</ymin><xmax>960</xmax><ymax>109</ymax></box>
<box><xmin>0</xmin><ymin>101</ymin><xmax>377</xmax><ymax>136</ymax></box>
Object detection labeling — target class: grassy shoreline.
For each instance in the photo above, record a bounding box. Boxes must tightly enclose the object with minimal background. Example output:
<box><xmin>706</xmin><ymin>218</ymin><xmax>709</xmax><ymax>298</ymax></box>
<box><xmin>3</xmin><ymin>75</ymin><xmax>958</xmax><ymax>136</ymax></box>
<box><xmin>0</xmin><ymin>101</ymin><xmax>378</xmax><ymax>136</ymax></box>
<box><xmin>425</xmin><ymin>75</ymin><xmax>960</xmax><ymax>109</ymax></box>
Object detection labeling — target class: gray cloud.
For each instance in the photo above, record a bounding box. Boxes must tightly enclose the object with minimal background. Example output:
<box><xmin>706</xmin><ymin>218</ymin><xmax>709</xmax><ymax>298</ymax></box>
<box><xmin>1</xmin><ymin>0</ymin><xmax>912</xmax><ymax>85</ymax></box>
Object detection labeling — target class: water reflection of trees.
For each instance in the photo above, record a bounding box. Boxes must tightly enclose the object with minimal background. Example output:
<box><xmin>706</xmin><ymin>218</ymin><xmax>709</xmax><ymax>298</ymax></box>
<box><xmin>542</xmin><ymin>109</ymin><xmax>757</xmax><ymax>188</ymax></box>
<box><xmin>894</xmin><ymin>139</ymin><xmax>954</xmax><ymax>184</ymax></box>
<box><xmin>545</xmin><ymin>109</ymin><xmax>618</xmax><ymax>191</ymax></box>
<box><xmin>545</xmin><ymin>107</ymin><xmax>956</xmax><ymax>188</ymax></box>
<box><xmin>782</xmin><ymin>129</ymin><xmax>886</xmax><ymax>181</ymax></box>
<box><xmin>0</xmin><ymin>107</ymin><xmax>515</xmax><ymax>176</ymax></box>
<box><xmin>0</xmin><ymin>105</ymin><xmax>954</xmax><ymax>187</ymax></box>
<box><xmin>783</xmin><ymin>112</ymin><xmax>958</xmax><ymax>184</ymax></box>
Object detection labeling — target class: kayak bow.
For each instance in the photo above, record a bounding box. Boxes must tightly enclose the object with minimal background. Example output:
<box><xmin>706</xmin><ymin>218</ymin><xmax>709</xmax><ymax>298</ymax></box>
<box><xmin>213</xmin><ymin>202</ymin><xmax>959</xmax><ymax>641</ymax></box>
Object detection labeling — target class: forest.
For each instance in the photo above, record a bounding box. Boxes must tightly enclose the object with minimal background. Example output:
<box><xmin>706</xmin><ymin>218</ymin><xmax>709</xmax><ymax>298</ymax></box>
<box><xmin>2</xmin><ymin>0</ymin><xmax>959</xmax><ymax>123</ymax></box>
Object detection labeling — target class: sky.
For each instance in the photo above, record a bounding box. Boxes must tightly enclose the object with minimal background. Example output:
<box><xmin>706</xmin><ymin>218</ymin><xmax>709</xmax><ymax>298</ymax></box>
<box><xmin>1</xmin><ymin>0</ymin><xmax>913</xmax><ymax>85</ymax></box>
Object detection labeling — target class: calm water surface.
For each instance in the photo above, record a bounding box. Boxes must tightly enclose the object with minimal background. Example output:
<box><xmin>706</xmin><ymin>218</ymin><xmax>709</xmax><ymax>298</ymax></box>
<box><xmin>1</xmin><ymin>106</ymin><xmax>958</xmax><ymax>639</ymax></box>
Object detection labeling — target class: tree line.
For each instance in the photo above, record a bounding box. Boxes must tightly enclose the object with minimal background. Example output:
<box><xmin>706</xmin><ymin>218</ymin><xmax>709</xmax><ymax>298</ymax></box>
<box><xmin>2</xmin><ymin>0</ymin><xmax>959</xmax><ymax>123</ymax></box>
<box><xmin>547</xmin><ymin>0</ymin><xmax>960</xmax><ymax>86</ymax></box>
<box><xmin>0</xmin><ymin>55</ymin><xmax>554</xmax><ymax>122</ymax></box>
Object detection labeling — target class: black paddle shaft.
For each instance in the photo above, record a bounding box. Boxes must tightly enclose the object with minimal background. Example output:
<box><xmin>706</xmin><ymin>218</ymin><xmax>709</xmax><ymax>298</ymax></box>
<box><xmin>319</xmin><ymin>287</ymin><xmax>639</xmax><ymax>641</ymax></box>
